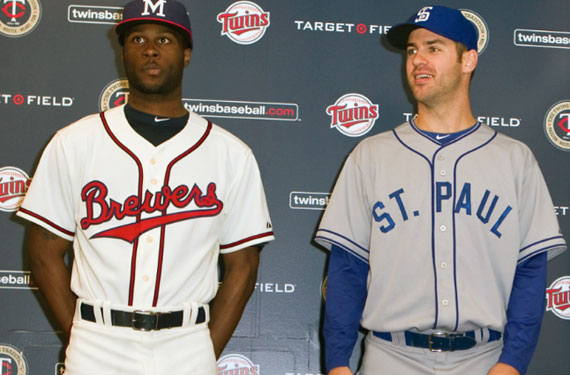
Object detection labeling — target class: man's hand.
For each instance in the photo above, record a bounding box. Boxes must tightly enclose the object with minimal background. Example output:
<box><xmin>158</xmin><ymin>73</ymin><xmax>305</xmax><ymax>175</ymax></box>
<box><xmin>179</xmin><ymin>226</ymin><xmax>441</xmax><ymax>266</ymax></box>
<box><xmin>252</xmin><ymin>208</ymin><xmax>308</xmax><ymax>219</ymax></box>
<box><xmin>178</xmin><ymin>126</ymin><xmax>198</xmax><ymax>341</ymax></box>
<box><xmin>329</xmin><ymin>366</ymin><xmax>353</xmax><ymax>375</ymax></box>
<box><xmin>488</xmin><ymin>362</ymin><xmax>520</xmax><ymax>375</ymax></box>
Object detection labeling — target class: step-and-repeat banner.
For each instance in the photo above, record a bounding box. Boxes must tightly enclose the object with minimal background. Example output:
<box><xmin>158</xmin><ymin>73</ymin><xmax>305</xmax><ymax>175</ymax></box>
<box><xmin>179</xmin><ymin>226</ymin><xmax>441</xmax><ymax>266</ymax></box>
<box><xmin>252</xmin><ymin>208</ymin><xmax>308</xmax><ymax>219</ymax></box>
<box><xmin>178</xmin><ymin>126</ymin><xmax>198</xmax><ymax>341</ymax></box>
<box><xmin>1</xmin><ymin>1</ymin><xmax>568</xmax><ymax>374</ymax></box>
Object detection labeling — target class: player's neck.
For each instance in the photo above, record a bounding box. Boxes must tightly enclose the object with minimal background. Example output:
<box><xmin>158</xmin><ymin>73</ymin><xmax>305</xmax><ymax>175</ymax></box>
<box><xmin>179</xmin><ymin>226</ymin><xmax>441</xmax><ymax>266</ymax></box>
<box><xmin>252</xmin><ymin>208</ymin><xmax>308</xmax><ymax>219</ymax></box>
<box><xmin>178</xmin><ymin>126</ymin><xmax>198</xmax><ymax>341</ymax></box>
<box><xmin>415</xmin><ymin>97</ymin><xmax>476</xmax><ymax>133</ymax></box>
<box><xmin>127</xmin><ymin>91</ymin><xmax>187</xmax><ymax>118</ymax></box>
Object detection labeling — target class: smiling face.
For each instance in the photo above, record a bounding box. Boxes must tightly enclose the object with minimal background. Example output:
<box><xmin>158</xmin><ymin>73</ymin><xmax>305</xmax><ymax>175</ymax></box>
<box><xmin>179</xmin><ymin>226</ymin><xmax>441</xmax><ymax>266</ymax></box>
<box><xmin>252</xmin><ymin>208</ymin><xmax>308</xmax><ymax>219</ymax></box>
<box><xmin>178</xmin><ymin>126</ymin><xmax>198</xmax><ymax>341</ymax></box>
<box><xmin>405</xmin><ymin>28</ymin><xmax>476</xmax><ymax>108</ymax></box>
<box><xmin>122</xmin><ymin>23</ymin><xmax>191</xmax><ymax>98</ymax></box>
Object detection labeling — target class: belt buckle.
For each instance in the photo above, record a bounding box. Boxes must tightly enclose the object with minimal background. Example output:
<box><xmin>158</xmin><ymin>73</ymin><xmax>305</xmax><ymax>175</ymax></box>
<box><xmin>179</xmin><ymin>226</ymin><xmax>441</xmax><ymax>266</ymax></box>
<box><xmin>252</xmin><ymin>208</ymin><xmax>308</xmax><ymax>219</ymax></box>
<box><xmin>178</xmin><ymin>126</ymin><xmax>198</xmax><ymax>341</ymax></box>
<box><xmin>428</xmin><ymin>332</ymin><xmax>449</xmax><ymax>352</ymax></box>
<box><xmin>131</xmin><ymin>310</ymin><xmax>158</xmax><ymax>331</ymax></box>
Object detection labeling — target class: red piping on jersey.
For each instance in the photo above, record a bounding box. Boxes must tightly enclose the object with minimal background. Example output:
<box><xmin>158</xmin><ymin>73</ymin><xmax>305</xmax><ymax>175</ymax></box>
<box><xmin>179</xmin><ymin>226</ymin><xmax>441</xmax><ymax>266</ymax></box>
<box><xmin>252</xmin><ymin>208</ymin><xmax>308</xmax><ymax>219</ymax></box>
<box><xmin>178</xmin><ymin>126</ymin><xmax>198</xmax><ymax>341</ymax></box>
<box><xmin>18</xmin><ymin>207</ymin><xmax>75</xmax><ymax>237</ymax></box>
<box><xmin>152</xmin><ymin>121</ymin><xmax>213</xmax><ymax>307</ymax></box>
<box><xmin>220</xmin><ymin>231</ymin><xmax>274</xmax><ymax>250</ymax></box>
<box><xmin>99</xmin><ymin>112</ymin><xmax>144</xmax><ymax>307</ymax></box>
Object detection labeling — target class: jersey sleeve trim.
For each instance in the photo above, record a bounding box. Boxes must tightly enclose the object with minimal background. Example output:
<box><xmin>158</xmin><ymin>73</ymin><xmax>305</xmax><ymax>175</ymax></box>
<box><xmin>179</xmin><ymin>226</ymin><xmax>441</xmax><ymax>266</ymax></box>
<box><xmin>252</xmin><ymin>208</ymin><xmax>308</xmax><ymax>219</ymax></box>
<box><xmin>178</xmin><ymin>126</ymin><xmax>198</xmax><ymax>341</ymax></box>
<box><xmin>317</xmin><ymin>237</ymin><xmax>369</xmax><ymax>264</ymax></box>
<box><xmin>518</xmin><ymin>235</ymin><xmax>566</xmax><ymax>263</ymax></box>
<box><xmin>220</xmin><ymin>231</ymin><xmax>275</xmax><ymax>252</ymax></box>
<box><xmin>17</xmin><ymin>207</ymin><xmax>75</xmax><ymax>240</ymax></box>
<box><xmin>315</xmin><ymin>228</ymin><xmax>369</xmax><ymax>263</ymax></box>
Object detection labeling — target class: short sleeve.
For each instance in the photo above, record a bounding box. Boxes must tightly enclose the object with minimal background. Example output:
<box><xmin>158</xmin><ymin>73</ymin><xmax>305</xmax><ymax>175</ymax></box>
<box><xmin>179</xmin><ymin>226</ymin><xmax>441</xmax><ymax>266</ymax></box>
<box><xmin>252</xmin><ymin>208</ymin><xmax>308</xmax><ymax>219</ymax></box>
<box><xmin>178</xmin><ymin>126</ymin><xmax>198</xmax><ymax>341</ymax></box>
<box><xmin>219</xmin><ymin>151</ymin><xmax>274</xmax><ymax>253</ymax></box>
<box><xmin>517</xmin><ymin>150</ymin><xmax>566</xmax><ymax>263</ymax></box>
<box><xmin>315</xmin><ymin>153</ymin><xmax>371</xmax><ymax>263</ymax></box>
<box><xmin>17</xmin><ymin>131</ymin><xmax>76</xmax><ymax>241</ymax></box>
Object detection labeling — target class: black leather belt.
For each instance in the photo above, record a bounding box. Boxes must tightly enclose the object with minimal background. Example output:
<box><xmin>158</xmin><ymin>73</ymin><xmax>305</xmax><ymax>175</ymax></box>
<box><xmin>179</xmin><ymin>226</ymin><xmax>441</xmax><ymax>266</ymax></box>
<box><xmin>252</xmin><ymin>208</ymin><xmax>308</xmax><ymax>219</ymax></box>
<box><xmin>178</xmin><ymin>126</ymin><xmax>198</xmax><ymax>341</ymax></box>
<box><xmin>373</xmin><ymin>329</ymin><xmax>501</xmax><ymax>352</ymax></box>
<box><xmin>80</xmin><ymin>303</ymin><xmax>205</xmax><ymax>331</ymax></box>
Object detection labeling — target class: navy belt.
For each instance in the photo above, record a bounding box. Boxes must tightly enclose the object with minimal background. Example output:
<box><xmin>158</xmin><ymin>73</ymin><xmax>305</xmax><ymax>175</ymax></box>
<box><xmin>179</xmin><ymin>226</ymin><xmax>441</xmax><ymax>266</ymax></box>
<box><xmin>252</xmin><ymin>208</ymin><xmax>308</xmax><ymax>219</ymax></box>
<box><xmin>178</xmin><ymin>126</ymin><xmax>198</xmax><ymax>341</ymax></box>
<box><xmin>373</xmin><ymin>329</ymin><xmax>501</xmax><ymax>352</ymax></box>
<box><xmin>80</xmin><ymin>302</ymin><xmax>205</xmax><ymax>331</ymax></box>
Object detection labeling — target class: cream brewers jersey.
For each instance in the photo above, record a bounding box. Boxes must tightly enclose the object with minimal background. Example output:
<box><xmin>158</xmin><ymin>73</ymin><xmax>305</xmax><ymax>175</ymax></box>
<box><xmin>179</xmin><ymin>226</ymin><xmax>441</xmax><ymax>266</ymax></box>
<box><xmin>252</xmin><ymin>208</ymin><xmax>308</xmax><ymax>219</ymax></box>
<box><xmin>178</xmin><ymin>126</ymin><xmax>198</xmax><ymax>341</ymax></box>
<box><xmin>18</xmin><ymin>105</ymin><xmax>274</xmax><ymax>309</ymax></box>
<box><xmin>315</xmin><ymin>121</ymin><xmax>566</xmax><ymax>334</ymax></box>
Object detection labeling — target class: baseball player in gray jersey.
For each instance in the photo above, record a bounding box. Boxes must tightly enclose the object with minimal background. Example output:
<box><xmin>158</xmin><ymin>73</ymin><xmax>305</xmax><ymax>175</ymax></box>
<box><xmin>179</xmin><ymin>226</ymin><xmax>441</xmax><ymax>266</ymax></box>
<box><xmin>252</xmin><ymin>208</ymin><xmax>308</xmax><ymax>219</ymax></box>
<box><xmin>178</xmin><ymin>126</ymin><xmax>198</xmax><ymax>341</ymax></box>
<box><xmin>18</xmin><ymin>1</ymin><xmax>274</xmax><ymax>374</ymax></box>
<box><xmin>315</xmin><ymin>5</ymin><xmax>566</xmax><ymax>375</ymax></box>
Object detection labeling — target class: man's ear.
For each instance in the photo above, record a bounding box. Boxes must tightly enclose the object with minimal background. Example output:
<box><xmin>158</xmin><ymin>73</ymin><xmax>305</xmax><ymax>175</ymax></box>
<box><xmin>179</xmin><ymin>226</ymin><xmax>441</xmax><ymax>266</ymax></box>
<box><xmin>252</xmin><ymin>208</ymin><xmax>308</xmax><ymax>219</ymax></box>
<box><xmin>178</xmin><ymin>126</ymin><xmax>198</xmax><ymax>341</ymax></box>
<box><xmin>184</xmin><ymin>48</ymin><xmax>191</xmax><ymax>67</ymax></box>
<box><xmin>463</xmin><ymin>50</ymin><xmax>478</xmax><ymax>74</ymax></box>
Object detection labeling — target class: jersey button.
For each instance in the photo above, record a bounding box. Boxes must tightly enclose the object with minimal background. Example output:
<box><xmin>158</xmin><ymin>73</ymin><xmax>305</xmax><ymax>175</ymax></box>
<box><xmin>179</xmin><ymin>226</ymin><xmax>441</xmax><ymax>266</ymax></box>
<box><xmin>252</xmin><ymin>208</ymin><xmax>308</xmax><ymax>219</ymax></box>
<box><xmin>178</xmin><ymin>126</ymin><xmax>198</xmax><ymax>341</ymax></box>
<box><xmin>440</xmin><ymin>170</ymin><xmax>447</xmax><ymax>176</ymax></box>
<box><xmin>142</xmin><ymin>275</ymin><xmax>150</xmax><ymax>282</ymax></box>
<box><xmin>146</xmin><ymin>236</ymin><xmax>153</xmax><ymax>243</ymax></box>
<box><xmin>437</xmin><ymin>155</ymin><xmax>445</xmax><ymax>160</ymax></box>
<box><xmin>442</xmin><ymin>299</ymin><xmax>449</xmax><ymax>306</ymax></box>
<box><xmin>150</xmin><ymin>158</ymin><xmax>157</xmax><ymax>165</ymax></box>
<box><xmin>151</xmin><ymin>178</ymin><xmax>158</xmax><ymax>185</ymax></box>
<box><xmin>440</xmin><ymin>262</ymin><xmax>447</xmax><ymax>269</ymax></box>
<box><xmin>440</xmin><ymin>225</ymin><xmax>446</xmax><ymax>232</ymax></box>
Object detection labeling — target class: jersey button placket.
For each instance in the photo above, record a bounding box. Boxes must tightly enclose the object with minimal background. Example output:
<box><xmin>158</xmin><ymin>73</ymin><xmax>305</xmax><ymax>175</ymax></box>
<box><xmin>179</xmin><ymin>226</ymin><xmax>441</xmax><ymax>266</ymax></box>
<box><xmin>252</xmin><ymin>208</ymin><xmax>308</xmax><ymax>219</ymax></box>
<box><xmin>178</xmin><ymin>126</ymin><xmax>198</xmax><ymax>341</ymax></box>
<box><xmin>433</xmin><ymin>154</ymin><xmax>455</xmax><ymax>326</ymax></box>
<box><xmin>134</xmin><ymin>156</ymin><xmax>162</xmax><ymax>305</ymax></box>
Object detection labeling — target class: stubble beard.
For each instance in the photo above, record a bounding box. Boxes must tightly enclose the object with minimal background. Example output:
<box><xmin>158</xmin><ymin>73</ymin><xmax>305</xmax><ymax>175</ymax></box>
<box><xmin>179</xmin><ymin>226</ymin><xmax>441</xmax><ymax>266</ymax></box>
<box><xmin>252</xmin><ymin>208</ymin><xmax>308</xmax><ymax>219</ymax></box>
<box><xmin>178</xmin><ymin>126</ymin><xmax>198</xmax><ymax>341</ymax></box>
<box><xmin>126</xmin><ymin>64</ymin><xmax>183</xmax><ymax>97</ymax></box>
<box><xmin>409</xmin><ymin>72</ymin><xmax>462</xmax><ymax>108</ymax></box>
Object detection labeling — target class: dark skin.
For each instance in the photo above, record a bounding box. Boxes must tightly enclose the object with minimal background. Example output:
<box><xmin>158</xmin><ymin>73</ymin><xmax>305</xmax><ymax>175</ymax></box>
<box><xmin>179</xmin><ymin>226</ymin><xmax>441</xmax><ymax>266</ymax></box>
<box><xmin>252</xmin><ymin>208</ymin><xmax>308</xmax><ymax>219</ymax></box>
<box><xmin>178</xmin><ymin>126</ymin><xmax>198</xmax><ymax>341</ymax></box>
<box><xmin>26</xmin><ymin>224</ymin><xmax>75</xmax><ymax>334</ymax></box>
<box><xmin>121</xmin><ymin>23</ymin><xmax>190</xmax><ymax>117</ymax></box>
<box><xmin>26</xmin><ymin>22</ymin><xmax>261</xmax><ymax>359</ymax></box>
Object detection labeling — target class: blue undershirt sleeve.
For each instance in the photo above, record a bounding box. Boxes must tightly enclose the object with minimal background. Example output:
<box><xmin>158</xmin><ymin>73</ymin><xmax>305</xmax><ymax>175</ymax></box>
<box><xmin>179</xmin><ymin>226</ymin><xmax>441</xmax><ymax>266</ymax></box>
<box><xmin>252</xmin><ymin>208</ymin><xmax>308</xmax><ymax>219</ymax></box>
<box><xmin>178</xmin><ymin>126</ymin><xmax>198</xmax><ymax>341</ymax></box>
<box><xmin>499</xmin><ymin>252</ymin><xmax>547</xmax><ymax>374</ymax></box>
<box><xmin>324</xmin><ymin>244</ymin><xmax>369</xmax><ymax>373</ymax></box>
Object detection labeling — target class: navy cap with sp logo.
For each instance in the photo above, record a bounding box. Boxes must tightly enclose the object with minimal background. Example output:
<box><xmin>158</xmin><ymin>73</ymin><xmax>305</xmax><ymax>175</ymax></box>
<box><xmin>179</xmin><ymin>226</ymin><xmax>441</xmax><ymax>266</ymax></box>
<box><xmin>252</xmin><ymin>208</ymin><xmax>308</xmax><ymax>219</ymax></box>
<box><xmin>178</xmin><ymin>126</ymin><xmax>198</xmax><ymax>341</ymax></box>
<box><xmin>116</xmin><ymin>0</ymin><xmax>192</xmax><ymax>48</ymax></box>
<box><xmin>387</xmin><ymin>5</ymin><xmax>478</xmax><ymax>52</ymax></box>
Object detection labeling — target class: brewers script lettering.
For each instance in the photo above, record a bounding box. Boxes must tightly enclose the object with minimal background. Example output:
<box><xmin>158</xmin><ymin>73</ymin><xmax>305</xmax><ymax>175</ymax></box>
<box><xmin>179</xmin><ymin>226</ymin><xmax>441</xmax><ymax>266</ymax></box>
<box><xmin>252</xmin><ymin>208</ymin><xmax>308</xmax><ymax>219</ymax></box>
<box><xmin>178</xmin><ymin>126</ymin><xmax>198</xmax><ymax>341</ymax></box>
<box><xmin>80</xmin><ymin>181</ymin><xmax>223</xmax><ymax>243</ymax></box>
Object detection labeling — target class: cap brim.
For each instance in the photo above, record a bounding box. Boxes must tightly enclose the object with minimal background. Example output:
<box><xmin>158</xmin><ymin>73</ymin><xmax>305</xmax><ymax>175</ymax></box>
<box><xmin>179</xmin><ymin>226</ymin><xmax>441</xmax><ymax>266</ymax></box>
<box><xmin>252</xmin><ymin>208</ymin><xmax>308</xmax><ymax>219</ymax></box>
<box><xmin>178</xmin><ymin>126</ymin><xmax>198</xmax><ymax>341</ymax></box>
<box><xmin>386</xmin><ymin>23</ymin><xmax>421</xmax><ymax>50</ymax></box>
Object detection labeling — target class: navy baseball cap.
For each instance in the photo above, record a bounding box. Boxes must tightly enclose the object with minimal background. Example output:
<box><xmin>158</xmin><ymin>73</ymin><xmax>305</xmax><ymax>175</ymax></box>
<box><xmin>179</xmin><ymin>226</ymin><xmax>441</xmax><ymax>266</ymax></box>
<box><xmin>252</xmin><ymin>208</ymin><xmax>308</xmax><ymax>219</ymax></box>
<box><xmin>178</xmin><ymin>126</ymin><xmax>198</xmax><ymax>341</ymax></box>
<box><xmin>387</xmin><ymin>5</ymin><xmax>478</xmax><ymax>52</ymax></box>
<box><xmin>116</xmin><ymin>0</ymin><xmax>192</xmax><ymax>48</ymax></box>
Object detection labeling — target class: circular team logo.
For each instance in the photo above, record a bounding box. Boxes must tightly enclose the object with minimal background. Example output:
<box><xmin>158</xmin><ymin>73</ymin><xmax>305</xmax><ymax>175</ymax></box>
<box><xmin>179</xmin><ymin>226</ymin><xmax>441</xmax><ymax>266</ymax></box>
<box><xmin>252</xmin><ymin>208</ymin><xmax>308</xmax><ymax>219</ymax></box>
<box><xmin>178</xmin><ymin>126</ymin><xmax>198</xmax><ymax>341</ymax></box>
<box><xmin>217</xmin><ymin>1</ymin><xmax>270</xmax><ymax>45</ymax></box>
<box><xmin>544</xmin><ymin>100</ymin><xmax>570</xmax><ymax>151</ymax></box>
<box><xmin>99</xmin><ymin>79</ymin><xmax>129</xmax><ymax>112</ymax></box>
<box><xmin>546</xmin><ymin>276</ymin><xmax>570</xmax><ymax>319</ymax></box>
<box><xmin>217</xmin><ymin>354</ymin><xmax>260</xmax><ymax>374</ymax></box>
<box><xmin>326</xmin><ymin>93</ymin><xmax>379</xmax><ymax>137</ymax></box>
<box><xmin>0</xmin><ymin>166</ymin><xmax>30</xmax><ymax>212</ymax></box>
<box><xmin>0</xmin><ymin>344</ymin><xmax>28</xmax><ymax>375</ymax></box>
<box><xmin>461</xmin><ymin>9</ymin><xmax>489</xmax><ymax>54</ymax></box>
<box><xmin>0</xmin><ymin>0</ymin><xmax>41</xmax><ymax>38</ymax></box>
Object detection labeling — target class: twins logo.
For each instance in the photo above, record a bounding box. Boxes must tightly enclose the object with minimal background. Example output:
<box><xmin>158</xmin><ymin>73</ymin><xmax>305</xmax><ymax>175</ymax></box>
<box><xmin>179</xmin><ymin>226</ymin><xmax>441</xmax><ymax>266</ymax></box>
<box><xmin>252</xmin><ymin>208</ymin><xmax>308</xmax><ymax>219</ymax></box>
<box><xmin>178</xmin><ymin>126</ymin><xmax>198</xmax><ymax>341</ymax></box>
<box><xmin>217</xmin><ymin>1</ymin><xmax>270</xmax><ymax>45</ymax></box>
<box><xmin>80</xmin><ymin>181</ymin><xmax>223</xmax><ymax>243</ymax></box>
<box><xmin>0</xmin><ymin>0</ymin><xmax>41</xmax><ymax>37</ymax></box>
<box><xmin>546</xmin><ymin>276</ymin><xmax>570</xmax><ymax>320</ymax></box>
<box><xmin>373</xmin><ymin>182</ymin><xmax>512</xmax><ymax>238</ymax></box>
<box><xmin>99</xmin><ymin>79</ymin><xmax>129</xmax><ymax>111</ymax></box>
<box><xmin>327</xmin><ymin>93</ymin><xmax>379</xmax><ymax>137</ymax></box>
<box><xmin>0</xmin><ymin>166</ymin><xmax>30</xmax><ymax>212</ymax></box>
<box><xmin>461</xmin><ymin>9</ymin><xmax>489</xmax><ymax>54</ymax></box>
<box><xmin>0</xmin><ymin>344</ymin><xmax>27</xmax><ymax>375</ymax></box>
<box><xmin>544</xmin><ymin>100</ymin><xmax>570</xmax><ymax>151</ymax></box>
<box><xmin>217</xmin><ymin>354</ymin><xmax>259</xmax><ymax>375</ymax></box>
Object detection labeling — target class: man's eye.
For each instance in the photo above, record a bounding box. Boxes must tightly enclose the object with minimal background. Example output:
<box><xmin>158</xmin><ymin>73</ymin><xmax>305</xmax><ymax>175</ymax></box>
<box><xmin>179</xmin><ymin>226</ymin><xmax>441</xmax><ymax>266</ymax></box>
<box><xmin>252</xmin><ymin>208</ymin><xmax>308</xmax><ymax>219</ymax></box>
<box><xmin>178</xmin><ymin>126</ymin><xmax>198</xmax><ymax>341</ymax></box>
<box><xmin>407</xmin><ymin>49</ymin><xmax>417</xmax><ymax>56</ymax></box>
<box><xmin>133</xmin><ymin>36</ymin><xmax>144</xmax><ymax>43</ymax></box>
<box><xmin>158</xmin><ymin>37</ymin><xmax>171</xmax><ymax>44</ymax></box>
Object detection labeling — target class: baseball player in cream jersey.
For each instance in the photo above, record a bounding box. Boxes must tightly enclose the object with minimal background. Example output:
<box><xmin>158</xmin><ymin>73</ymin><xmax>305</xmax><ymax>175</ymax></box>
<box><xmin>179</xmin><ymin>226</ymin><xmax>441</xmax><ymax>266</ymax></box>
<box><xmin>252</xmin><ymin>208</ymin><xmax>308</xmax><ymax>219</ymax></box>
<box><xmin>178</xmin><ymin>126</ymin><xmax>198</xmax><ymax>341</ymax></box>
<box><xmin>18</xmin><ymin>1</ymin><xmax>274</xmax><ymax>374</ymax></box>
<box><xmin>315</xmin><ymin>6</ymin><xmax>566</xmax><ymax>375</ymax></box>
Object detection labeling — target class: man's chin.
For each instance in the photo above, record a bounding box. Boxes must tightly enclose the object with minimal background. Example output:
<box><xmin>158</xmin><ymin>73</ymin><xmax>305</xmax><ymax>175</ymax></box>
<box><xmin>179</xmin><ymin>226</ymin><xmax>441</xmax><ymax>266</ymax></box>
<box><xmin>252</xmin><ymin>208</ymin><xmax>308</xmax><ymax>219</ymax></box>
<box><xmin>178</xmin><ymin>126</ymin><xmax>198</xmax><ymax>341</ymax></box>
<box><xmin>132</xmin><ymin>82</ymin><xmax>168</xmax><ymax>95</ymax></box>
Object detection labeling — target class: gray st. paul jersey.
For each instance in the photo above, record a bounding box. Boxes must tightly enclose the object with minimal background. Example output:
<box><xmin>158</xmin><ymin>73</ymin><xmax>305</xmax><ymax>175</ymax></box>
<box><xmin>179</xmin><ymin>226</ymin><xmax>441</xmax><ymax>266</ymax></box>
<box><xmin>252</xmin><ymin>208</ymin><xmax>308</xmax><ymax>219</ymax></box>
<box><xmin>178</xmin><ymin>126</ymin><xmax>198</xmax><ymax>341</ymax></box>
<box><xmin>316</xmin><ymin>121</ymin><xmax>566</xmax><ymax>334</ymax></box>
